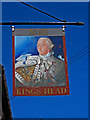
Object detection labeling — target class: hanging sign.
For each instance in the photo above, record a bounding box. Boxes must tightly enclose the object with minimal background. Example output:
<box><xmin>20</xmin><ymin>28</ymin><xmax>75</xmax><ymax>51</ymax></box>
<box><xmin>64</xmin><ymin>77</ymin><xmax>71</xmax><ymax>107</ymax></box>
<box><xmin>12</xmin><ymin>28</ymin><xmax>69</xmax><ymax>96</ymax></box>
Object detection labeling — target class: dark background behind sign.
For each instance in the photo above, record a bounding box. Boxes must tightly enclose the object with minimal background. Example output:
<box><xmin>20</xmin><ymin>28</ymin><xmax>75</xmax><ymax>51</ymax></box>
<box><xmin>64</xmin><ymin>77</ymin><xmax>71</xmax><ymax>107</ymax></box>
<box><xmin>1</xmin><ymin>2</ymin><xmax>88</xmax><ymax>118</ymax></box>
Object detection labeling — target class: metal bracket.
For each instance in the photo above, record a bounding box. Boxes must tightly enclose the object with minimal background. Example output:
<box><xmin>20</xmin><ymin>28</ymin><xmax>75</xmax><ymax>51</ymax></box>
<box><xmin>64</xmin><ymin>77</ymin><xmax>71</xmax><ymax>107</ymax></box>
<box><xmin>11</xmin><ymin>26</ymin><xmax>15</xmax><ymax>32</ymax></box>
<box><xmin>62</xmin><ymin>25</ymin><xmax>66</xmax><ymax>32</ymax></box>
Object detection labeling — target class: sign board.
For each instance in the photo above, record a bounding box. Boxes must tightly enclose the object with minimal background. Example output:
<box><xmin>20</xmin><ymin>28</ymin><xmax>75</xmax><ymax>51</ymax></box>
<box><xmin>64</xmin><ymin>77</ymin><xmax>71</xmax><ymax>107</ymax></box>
<box><xmin>12</xmin><ymin>28</ymin><xmax>69</xmax><ymax>96</ymax></box>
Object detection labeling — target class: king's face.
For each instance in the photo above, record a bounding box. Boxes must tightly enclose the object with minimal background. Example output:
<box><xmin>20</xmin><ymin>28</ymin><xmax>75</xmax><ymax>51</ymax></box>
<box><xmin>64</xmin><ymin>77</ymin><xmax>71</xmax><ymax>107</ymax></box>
<box><xmin>37</xmin><ymin>39</ymin><xmax>50</xmax><ymax>55</ymax></box>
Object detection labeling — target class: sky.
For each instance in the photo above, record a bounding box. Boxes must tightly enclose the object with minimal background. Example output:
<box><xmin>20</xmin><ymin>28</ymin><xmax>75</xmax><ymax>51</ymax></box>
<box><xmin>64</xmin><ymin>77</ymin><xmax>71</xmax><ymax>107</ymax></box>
<box><xmin>1</xmin><ymin>2</ymin><xmax>88</xmax><ymax>119</ymax></box>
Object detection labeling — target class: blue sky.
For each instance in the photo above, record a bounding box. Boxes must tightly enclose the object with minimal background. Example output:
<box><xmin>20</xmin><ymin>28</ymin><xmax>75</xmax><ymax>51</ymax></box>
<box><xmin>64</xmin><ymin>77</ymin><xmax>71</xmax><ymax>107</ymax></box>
<box><xmin>2</xmin><ymin>2</ymin><xmax>88</xmax><ymax>118</ymax></box>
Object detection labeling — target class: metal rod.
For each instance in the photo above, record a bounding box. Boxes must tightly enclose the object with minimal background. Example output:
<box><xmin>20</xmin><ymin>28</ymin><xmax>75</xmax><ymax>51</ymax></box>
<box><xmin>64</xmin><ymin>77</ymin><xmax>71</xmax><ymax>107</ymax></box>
<box><xmin>17</xmin><ymin>0</ymin><xmax>66</xmax><ymax>22</ymax></box>
<box><xmin>0</xmin><ymin>22</ymin><xmax>84</xmax><ymax>26</ymax></box>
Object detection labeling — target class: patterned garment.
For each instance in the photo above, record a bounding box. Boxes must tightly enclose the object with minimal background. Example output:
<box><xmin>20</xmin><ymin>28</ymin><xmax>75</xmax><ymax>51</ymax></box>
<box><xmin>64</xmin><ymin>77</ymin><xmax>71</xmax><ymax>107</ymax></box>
<box><xmin>15</xmin><ymin>52</ymin><xmax>66</xmax><ymax>87</ymax></box>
